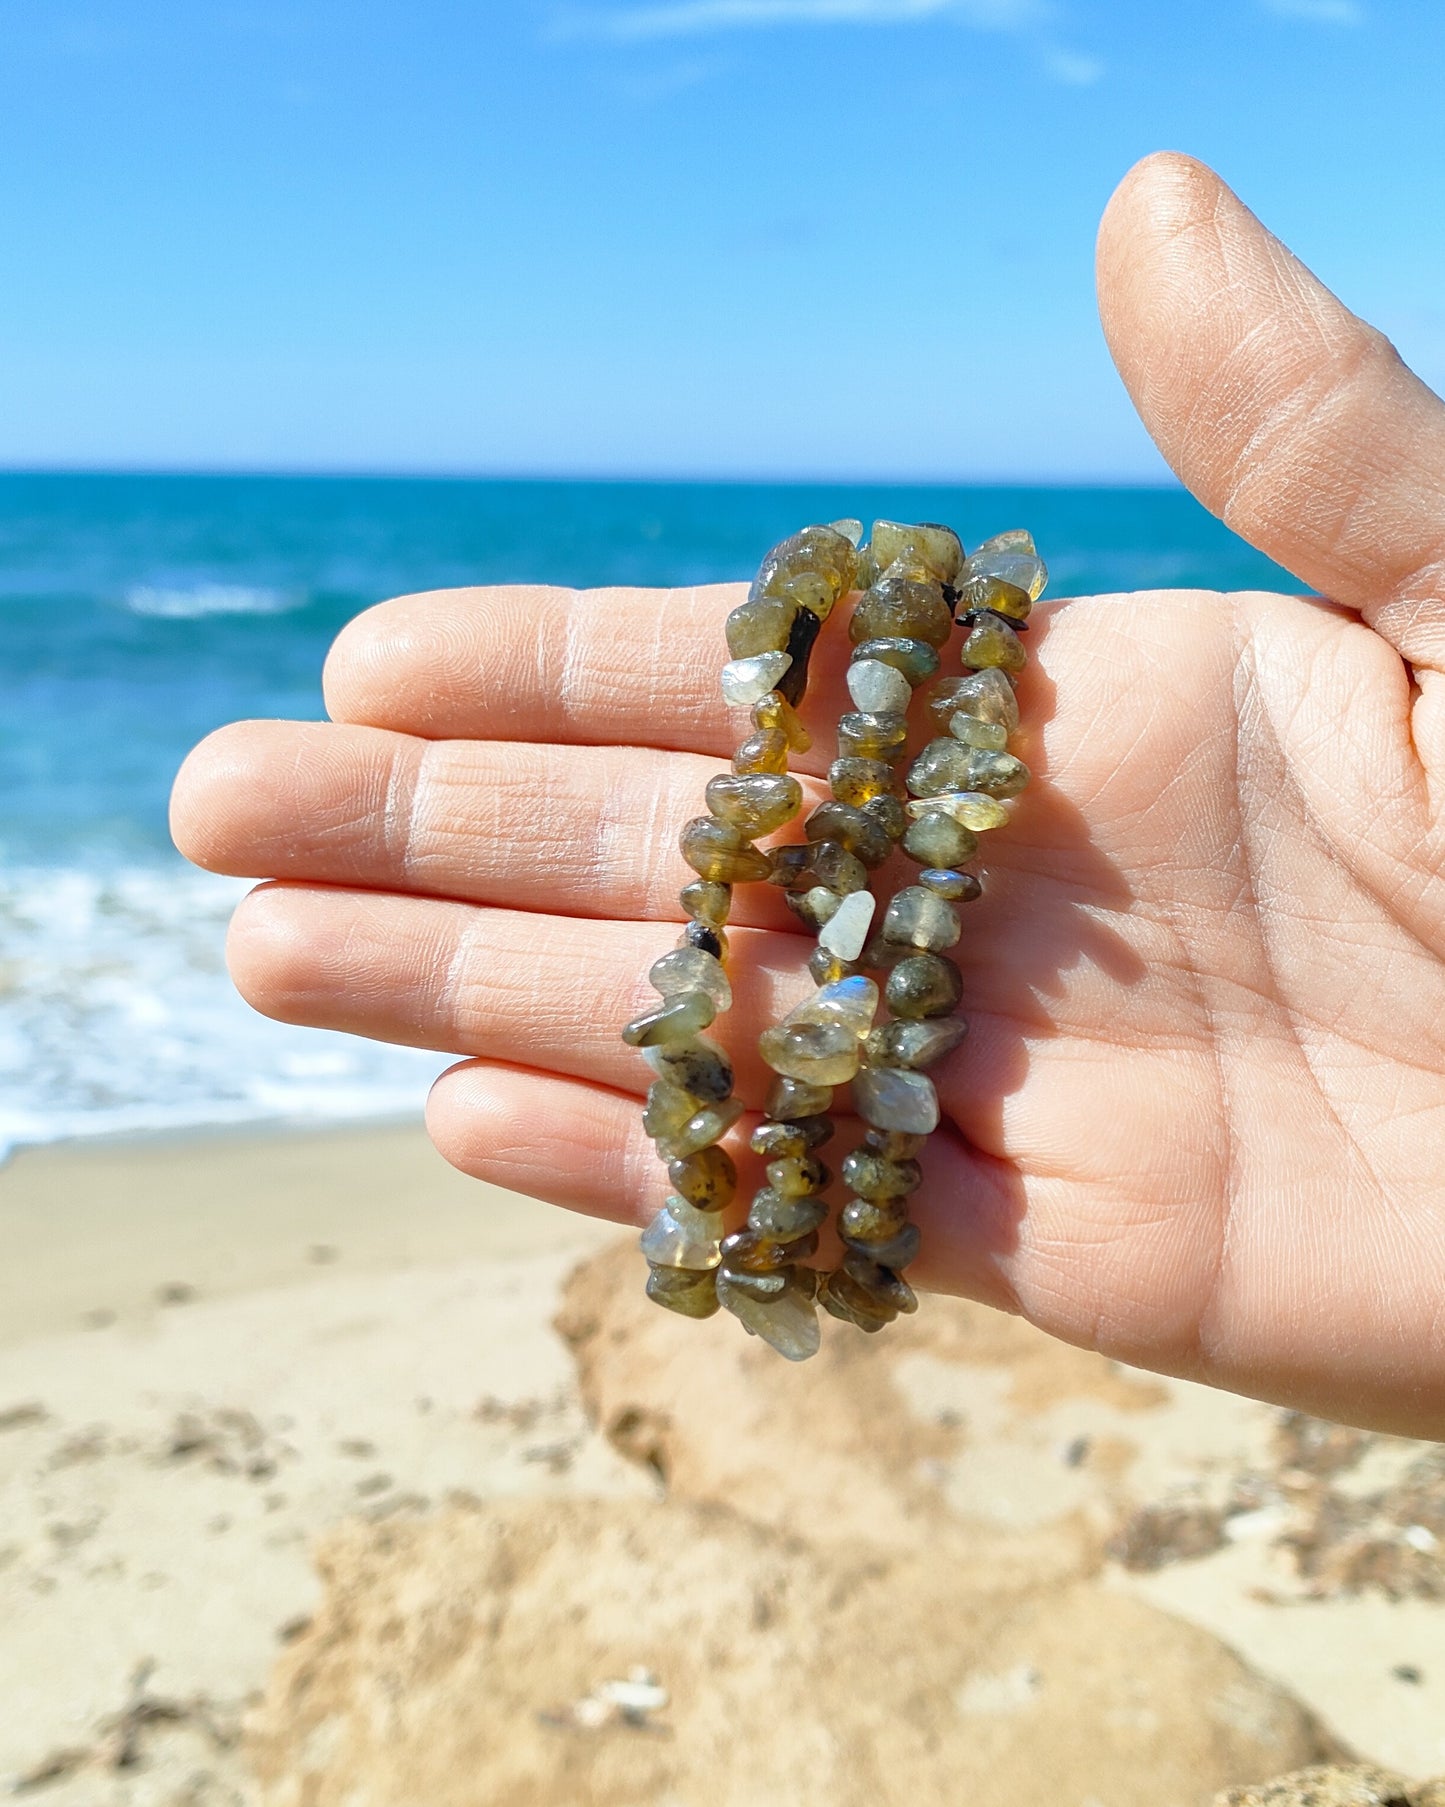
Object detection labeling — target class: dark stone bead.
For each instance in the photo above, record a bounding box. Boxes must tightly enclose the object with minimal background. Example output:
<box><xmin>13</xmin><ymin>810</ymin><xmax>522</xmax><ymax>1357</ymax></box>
<box><xmin>683</xmin><ymin>921</ymin><xmax>724</xmax><ymax>959</ymax></box>
<box><xmin>766</xmin><ymin>1076</ymin><xmax>833</xmax><ymax>1120</ymax></box>
<box><xmin>860</xmin><ymin>794</ymin><xmax>907</xmax><ymax>840</ymax></box>
<box><xmin>808</xmin><ymin>946</ymin><xmax>858</xmax><ymax>986</ymax></box>
<box><xmin>749</xmin><ymin>1116</ymin><xmax>833</xmax><ymax>1159</ymax></box>
<box><xmin>776</xmin><ymin>597</ymin><xmax>823</xmax><ymax>705</ymax></box>
<box><xmin>863</xmin><ymin>1128</ymin><xmax>927</xmax><ymax>1160</ymax></box>
<box><xmin>839</xmin><ymin>1195</ymin><xmax>910</xmax><ymax>1243</ymax></box>
<box><xmin>805</xmin><ymin>801</ymin><xmax>893</xmax><ymax>870</ymax></box>
<box><xmin>806</xmin><ymin>840</ymin><xmax>869</xmax><ymax>895</ymax></box>
<box><xmin>818</xmin><ymin>1269</ymin><xmax>893</xmax><ymax>1331</ymax></box>
<box><xmin>668</xmin><ymin>1144</ymin><xmax>737</xmax><ymax>1210</ymax></box>
<box><xmin>841</xmin><ymin>1149</ymin><xmax>922</xmax><ymax>1201</ymax></box>
<box><xmin>747</xmin><ymin>1188</ymin><xmax>828</xmax><ymax>1241</ymax></box>
<box><xmin>864</xmin><ymin>1018</ymin><xmax>968</xmax><ymax>1071</ymax></box>
<box><xmin>842</xmin><ymin>1249</ymin><xmax>919</xmax><ymax>1314</ymax></box>
<box><xmin>720</xmin><ymin>1227</ymin><xmax>819</xmax><ymax>1273</ymax></box>
<box><xmin>767</xmin><ymin>843</ymin><xmax>814</xmax><ymax>890</ymax></box>
<box><xmin>846</xmin><ymin>1222</ymin><xmax>921</xmax><ymax>1271</ymax></box>
<box><xmin>645</xmin><ymin>1264</ymin><xmax>720</xmax><ymax>1319</ymax></box>
<box><xmin>765</xmin><ymin>1154</ymin><xmax>831</xmax><ymax>1197</ymax></box>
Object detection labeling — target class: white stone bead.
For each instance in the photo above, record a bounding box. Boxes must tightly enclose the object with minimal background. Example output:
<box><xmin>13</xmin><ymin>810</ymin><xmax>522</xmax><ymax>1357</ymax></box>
<box><xmin>817</xmin><ymin>889</ymin><xmax>875</xmax><ymax>960</ymax></box>
<box><xmin>721</xmin><ymin>652</ymin><xmax>791</xmax><ymax>707</ymax></box>
<box><xmin>847</xmin><ymin>658</ymin><xmax>911</xmax><ymax>714</ymax></box>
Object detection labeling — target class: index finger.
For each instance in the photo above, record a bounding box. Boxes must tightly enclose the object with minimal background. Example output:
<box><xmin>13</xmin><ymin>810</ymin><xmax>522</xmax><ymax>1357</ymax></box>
<box><xmin>323</xmin><ymin>581</ymin><xmax>855</xmax><ymax>764</ymax></box>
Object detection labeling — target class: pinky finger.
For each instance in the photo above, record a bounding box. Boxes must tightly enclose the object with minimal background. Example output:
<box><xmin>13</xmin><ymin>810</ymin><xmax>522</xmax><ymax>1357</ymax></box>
<box><xmin>425</xmin><ymin>1057</ymin><xmax>1025</xmax><ymax>1314</ymax></box>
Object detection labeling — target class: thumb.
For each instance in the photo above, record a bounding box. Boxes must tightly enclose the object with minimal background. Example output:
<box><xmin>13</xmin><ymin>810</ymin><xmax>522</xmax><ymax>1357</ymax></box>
<box><xmin>1097</xmin><ymin>151</ymin><xmax>1445</xmax><ymax>673</ymax></box>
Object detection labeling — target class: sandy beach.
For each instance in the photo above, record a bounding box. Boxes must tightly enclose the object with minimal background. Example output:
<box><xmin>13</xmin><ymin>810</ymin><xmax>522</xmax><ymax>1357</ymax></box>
<box><xmin>2</xmin><ymin>1123</ymin><xmax>1444</xmax><ymax>1805</ymax></box>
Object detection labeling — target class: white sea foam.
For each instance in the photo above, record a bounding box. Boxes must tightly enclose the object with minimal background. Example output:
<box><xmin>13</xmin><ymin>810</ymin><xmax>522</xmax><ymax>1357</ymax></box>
<box><xmin>124</xmin><ymin>583</ymin><xmax>301</xmax><ymax>618</ymax></box>
<box><xmin>0</xmin><ymin>863</ymin><xmax>448</xmax><ymax>1164</ymax></box>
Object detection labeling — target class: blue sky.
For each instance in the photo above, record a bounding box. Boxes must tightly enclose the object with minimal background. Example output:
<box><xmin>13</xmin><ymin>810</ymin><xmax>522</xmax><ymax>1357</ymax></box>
<box><xmin>1</xmin><ymin>0</ymin><xmax>1442</xmax><ymax>480</ymax></box>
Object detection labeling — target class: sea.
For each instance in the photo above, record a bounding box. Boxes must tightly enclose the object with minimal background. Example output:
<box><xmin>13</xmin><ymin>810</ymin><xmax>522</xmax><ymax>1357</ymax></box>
<box><xmin>0</xmin><ymin>472</ymin><xmax>1294</xmax><ymax>1162</ymax></box>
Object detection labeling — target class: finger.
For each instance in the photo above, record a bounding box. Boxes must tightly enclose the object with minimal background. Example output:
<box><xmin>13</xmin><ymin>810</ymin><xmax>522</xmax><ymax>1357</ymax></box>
<box><xmin>172</xmin><ymin>718</ymin><xmax>817</xmax><ymax>931</ymax></box>
<box><xmin>321</xmin><ymin>581</ymin><xmax>857</xmax><ymax>762</ymax></box>
<box><xmin>426</xmin><ymin>1057</ymin><xmax>1020</xmax><ymax>1313</ymax></box>
<box><xmin>1097</xmin><ymin>151</ymin><xmax>1445</xmax><ymax>669</ymax></box>
<box><xmin>226</xmin><ymin>881</ymin><xmax>827</xmax><ymax>1101</ymax></box>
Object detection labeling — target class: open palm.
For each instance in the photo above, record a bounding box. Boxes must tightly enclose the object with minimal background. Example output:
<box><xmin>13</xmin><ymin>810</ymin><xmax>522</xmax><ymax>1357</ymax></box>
<box><xmin>171</xmin><ymin>155</ymin><xmax>1445</xmax><ymax>1435</ymax></box>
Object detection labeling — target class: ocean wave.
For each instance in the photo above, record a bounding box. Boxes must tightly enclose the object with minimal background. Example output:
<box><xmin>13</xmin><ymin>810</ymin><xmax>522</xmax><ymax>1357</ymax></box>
<box><xmin>124</xmin><ymin>582</ymin><xmax>303</xmax><ymax>618</ymax></box>
<box><xmin>0</xmin><ymin>862</ymin><xmax>447</xmax><ymax>1164</ymax></box>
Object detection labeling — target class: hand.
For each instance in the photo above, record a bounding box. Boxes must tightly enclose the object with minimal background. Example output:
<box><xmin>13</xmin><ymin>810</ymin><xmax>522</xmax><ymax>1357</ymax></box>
<box><xmin>171</xmin><ymin>153</ymin><xmax>1445</xmax><ymax>1436</ymax></box>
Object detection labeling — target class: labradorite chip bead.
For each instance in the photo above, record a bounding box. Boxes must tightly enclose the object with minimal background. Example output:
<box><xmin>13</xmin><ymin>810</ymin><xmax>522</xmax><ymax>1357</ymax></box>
<box><xmin>860</xmin><ymin>793</ymin><xmax>907</xmax><ymax>840</ymax></box>
<box><xmin>901</xmin><ymin>810</ymin><xmax>979</xmax><ymax>869</ymax></box>
<box><xmin>668</xmin><ymin>1144</ymin><xmax>737</xmax><ymax>1210</ymax></box>
<box><xmin>928</xmin><ymin>668</ymin><xmax>1020</xmax><ymax>735</ymax></box>
<box><xmin>805</xmin><ymin>840</ymin><xmax>869</xmax><ymax>895</ymax></box>
<box><xmin>864</xmin><ymin>1017</ymin><xmax>968</xmax><ymax>1071</ymax></box>
<box><xmin>958</xmin><ymin>615</ymin><xmax>1027</xmax><ymax>674</ymax></box>
<box><xmin>870</xmin><ymin>520</ymin><xmax>964</xmax><ymax>584</ymax></box>
<box><xmin>828</xmin><ymin>756</ymin><xmax>900</xmax><ymax>807</ymax></box>
<box><xmin>758</xmin><ymin>1019</ymin><xmax>863</xmax><ymax>1086</ymax></box>
<box><xmin>808</xmin><ymin>946</ymin><xmax>857</xmax><ymax>986</ymax></box>
<box><xmin>751</xmin><ymin>525</ymin><xmax>858</xmax><ymax>612</ymax></box>
<box><xmin>839</xmin><ymin>1195</ymin><xmax>910</xmax><ymax>1243</ymax></box>
<box><xmin>880</xmin><ymin>886</ymin><xmax>961</xmax><ymax>952</ymax></box>
<box><xmin>643</xmin><ymin>1079</ymin><xmax>697</xmax><ymax>1142</ymax></box>
<box><xmin>733</xmin><ymin>728</ymin><xmax>790</xmax><ymax>776</ymax></box>
<box><xmin>683</xmin><ymin>921</ymin><xmax>725</xmax><ymax>959</ymax></box>
<box><xmin>646</xmin><ymin>1264</ymin><xmax>721</xmax><ymax>1319</ymax></box>
<box><xmin>864</xmin><ymin>1127</ymin><xmax>926</xmax><ymax>1160</ymax></box>
<box><xmin>765</xmin><ymin>1154</ymin><xmax>830</xmax><ymax>1197</ymax></box>
<box><xmin>680</xmin><ymin>879</ymin><xmax>731</xmax><ymax>927</ymax></box>
<box><xmin>953</xmin><ymin>574</ymin><xmax>1031</xmax><ymax>622</ymax></box>
<box><xmin>720</xmin><ymin>1227</ymin><xmax>820</xmax><ymax>1273</ymax></box>
<box><xmin>851</xmin><ymin>636</ymin><xmax>940</xmax><ymax>687</ymax></box>
<box><xmin>842</xmin><ymin>1251</ymin><xmax>918</xmax><ymax>1315</ymax></box>
<box><xmin>642</xmin><ymin>1036</ymin><xmax>734</xmax><ymax>1101</ymax></box>
<box><xmin>885</xmin><ymin>953</ymin><xmax>963</xmax><ymax>1021</ymax></box>
<box><xmin>853</xmin><ymin>1064</ymin><xmax>940</xmax><ymax>1134</ymax></box>
<box><xmin>750</xmin><ymin>1117</ymin><xmax>831</xmax><ymax>1160</ymax></box>
<box><xmin>850</xmin><ymin>1222</ymin><xmax>922</xmax><ymax>1272</ymax></box>
<box><xmin>752</xmin><ymin>690</ymin><xmax>811</xmax><ymax>752</ymax></box>
<box><xmin>680</xmin><ymin>816</ymin><xmax>773</xmax><ymax>884</ymax></box>
<box><xmin>622</xmin><ymin>991</ymin><xmax>716</xmax><ymax>1047</ymax></box>
<box><xmin>649</xmin><ymin>945</ymin><xmax>731</xmax><ymax>1008</ymax></box>
<box><xmin>766</xmin><ymin>1076</ymin><xmax>834</xmax><ymax>1120</ymax></box>
<box><xmin>919</xmin><ymin>868</ymin><xmax>982</xmax><ymax>903</ymax></box>
<box><xmin>726</xmin><ymin>594</ymin><xmax>796</xmax><ymax>658</ymax></box>
<box><xmin>836</xmin><ymin>710</ymin><xmax>908</xmax><ymax>762</ymax></box>
<box><xmin>704</xmin><ymin>772</ymin><xmax>804</xmax><ymax>837</ymax></box>
<box><xmin>849</xmin><ymin>577</ymin><xmax>953</xmax><ymax>649</ymax></box>
<box><xmin>840</xmin><ymin>1149</ymin><xmax>922</xmax><ymax>1201</ymax></box>
<box><xmin>908</xmin><ymin>739</ymin><xmax>1030</xmax><ymax>802</ymax></box>
<box><xmin>805</xmin><ymin>801</ymin><xmax>893</xmax><ymax>869</ymax></box>
<box><xmin>748</xmin><ymin>1189</ymin><xmax>829</xmax><ymax>1242</ymax></box>
<box><xmin>654</xmin><ymin>1097</ymin><xmax>745</xmax><ymax>1161</ymax></box>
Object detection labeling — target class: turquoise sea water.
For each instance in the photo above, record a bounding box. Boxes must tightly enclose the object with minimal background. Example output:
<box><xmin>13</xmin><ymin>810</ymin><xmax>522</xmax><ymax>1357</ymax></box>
<box><xmin>0</xmin><ymin>472</ymin><xmax>1293</xmax><ymax>1155</ymax></box>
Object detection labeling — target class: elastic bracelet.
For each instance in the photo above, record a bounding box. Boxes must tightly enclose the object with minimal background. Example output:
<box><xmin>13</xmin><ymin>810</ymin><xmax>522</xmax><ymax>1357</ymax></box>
<box><xmin>622</xmin><ymin>519</ymin><xmax>1045</xmax><ymax>1360</ymax></box>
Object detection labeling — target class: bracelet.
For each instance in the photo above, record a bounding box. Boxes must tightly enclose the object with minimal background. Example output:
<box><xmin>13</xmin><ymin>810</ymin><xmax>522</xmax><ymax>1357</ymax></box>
<box><xmin>623</xmin><ymin>519</ymin><xmax>1044</xmax><ymax>1359</ymax></box>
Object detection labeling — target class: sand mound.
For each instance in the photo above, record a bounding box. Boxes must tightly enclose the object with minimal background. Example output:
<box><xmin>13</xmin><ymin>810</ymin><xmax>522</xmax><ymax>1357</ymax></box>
<box><xmin>248</xmin><ymin>1495</ymin><xmax>1329</xmax><ymax>1807</ymax></box>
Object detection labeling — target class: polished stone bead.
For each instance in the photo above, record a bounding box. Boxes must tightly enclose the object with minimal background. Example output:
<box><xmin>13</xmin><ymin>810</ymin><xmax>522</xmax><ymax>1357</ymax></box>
<box><xmin>720</xmin><ymin>1261</ymin><xmax>787</xmax><ymax>1293</ymax></box>
<box><xmin>881</xmin><ymin>885</ymin><xmax>961</xmax><ymax>952</ymax></box>
<box><xmin>720</xmin><ymin>1226</ymin><xmax>818</xmax><ymax>1273</ymax></box>
<box><xmin>906</xmin><ymin>792</ymin><xmax>1010</xmax><ymax>832</ymax></box>
<box><xmin>900</xmin><ymin>810</ymin><xmax>979</xmax><ymax>868</ymax></box>
<box><xmin>722</xmin><ymin>651</ymin><xmax>793</xmax><ymax>706</ymax></box>
<box><xmin>747</xmin><ymin>1188</ymin><xmax>828</xmax><ymax>1241</ymax></box>
<box><xmin>763</xmin><ymin>1085</ymin><xmax>832</xmax><ymax>1135</ymax></box>
<box><xmin>948</xmin><ymin>714</ymin><xmax>1009</xmax><ymax>750</ymax></box>
<box><xmin>853</xmin><ymin>1064</ymin><xmax>940</xmax><ymax>1134</ymax></box>
<box><xmin>767</xmin><ymin>843</ymin><xmax>814</xmax><ymax>890</ymax></box>
<box><xmin>918</xmin><ymin>867</ymin><xmax>982</xmax><ymax>903</ymax></box>
<box><xmin>846</xmin><ymin>657</ymin><xmax>912</xmax><ymax>715</ymax></box>
<box><xmin>818</xmin><ymin>1268</ymin><xmax>893</xmax><ymax>1331</ymax></box>
<box><xmin>682</xmin><ymin>920</ymin><xmax>726</xmax><ymax>959</ymax></box>
<box><xmin>704</xmin><ymin>772</ymin><xmax>804</xmax><ymax>837</ymax></box>
<box><xmin>785</xmin><ymin>885</ymin><xmax>842</xmax><ymax>932</ymax></box>
<box><xmin>679</xmin><ymin>816</ymin><xmax>773</xmax><ymax>884</ymax></box>
<box><xmin>805</xmin><ymin>800</ymin><xmax>893</xmax><ymax>868</ymax></box>
<box><xmin>649</xmin><ymin>945</ymin><xmax>732</xmax><ymax>1009</ymax></box>
<box><xmin>953</xmin><ymin>748</ymin><xmax>1029</xmax><ymax>798</ymax></box>
<box><xmin>680</xmin><ymin>879</ymin><xmax>732</xmax><ymax>927</ymax></box>
<box><xmin>885</xmin><ymin>953</ymin><xmax>962</xmax><ymax>1020</ymax></box>
<box><xmin>841</xmin><ymin>1148</ymin><xmax>922</xmax><ymax>1201</ymax></box>
<box><xmin>845</xmin><ymin>1221</ymin><xmax>921</xmax><ymax>1271</ymax></box>
<box><xmin>717</xmin><ymin>1267</ymin><xmax>821</xmax><ymax>1360</ymax></box>
<box><xmin>732</xmin><ymin>728</ymin><xmax>790</xmax><ymax>776</ymax></box>
<box><xmin>645</xmin><ymin>1263</ymin><xmax>720</xmax><ymax>1319</ymax></box>
<box><xmin>642</xmin><ymin>1035</ymin><xmax>733</xmax><ymax>1101</ymax></box>
<box><xmin>836</xmin><ymin>710</ymin><xmax>908</xmax><ymax>763</ymax></box>
<box><xmin>828</xmin><ymin>757</ymin><xmax>900</xmax><ymax>809</ymax></box>
<box><xmin>805</xmin><ymin>839</ymin><xmax>869</xmax><ymax>895</ymax></box>
<box><xmin>751</xmin><ymin>524</ymin><xmax>858</xmax><ymax>616</ymax></box>
<box><xmin>817</xmin><ymin>889</ymin><xmax>876</xmax><ymax>961</ymax></box>
<box><xmin>808</xmin><ymin>946</ymin><xmax>857</xmax><ymax>986</ymax></box>
<box><xmin>753</xmin><ymin>690</ymin><xmax>811</xmax><ymax>752</ymax></box>
<box><xmin>962</xmin><ymin>544</ymin><xmax>1047</xmax><ymax>601</ymax></box>
<box><xmin>766</xmin><ymin>1154</ymin><xmax>830</xmax><ymax>1197</ymax></box>
<box><xmin>750</xmin><ymin>1116</ymin><xmax>832</xmax><ymax>1159</ymax></box>
<box><xmin>953</xmin><ymin>573</ymin><xmax>1032</xmax><ymax>623</ymax></box>
<box><xmin>932</xmin><ymin>667</ymin><xmax>1020</xmax><ymax>734</ymax></box>
<box><xmin>786</xmin><ymin>974</ymin><xmax>880</xmax><ymax>1037</ymax></box>
<box><xmin>906</xmin><ymin>737</ymin><xmax>984</xmax><ymax>800</ymax></box>
<box><xmin>842</xmin><ymin>1250</ymin><xmax>919</xmax><ymax>1315</ymax></box>
<box><xmin>851</xmin><ymin>636</ymin><xmax>940</xmax><ymax>687</ymax></box>
<box><xmin>622</xmin><ymin>990</ymin><xmax>716</xmax><ymax>1047</ymax></box>
<box><xmin>830</xmin><ymin>517</ymin><xmax>864</xmax><ymax>548</ymax></box>
<box><xmin>643</xmin><ymin>1078</ymin><xmax>698</xmax><ymax>1142</ymax></box>
<box><xmin>870</xmin><ymin>519</ymin><xmax>965</xmax><ymax>584</ymax></box>
<box><xmin>864</xmin><ymin>1017</ymin><xmax>968</xmax><ymax>1071</ymax></box>
<box><xmin>958</xmin><ymin>616</ymin><xmax>1026</xmax><ymax>675</ymax></box>
<box><xmin>725</xmin><ymin>594</ymin><xmax>796</xmax><ymax>659</ymax></box>
<box><xmin>849</xmin><ymin>576</ymin><xmax>953</xmax><ymax>649</ymax></box>
<box><xmin>668</xmin><ymin>1144</ymin><xmax>737</xmax><ymax>1210</ymax></box>
<box><xmin>863</xmin><ymin>1127</ymin><xmax>926</xmax><ymax>1159</ymax></box>
<box><xmin>758</xmin><ymin>1018</ymin><xmax>863</xmax><ymax>1086</ymax></box>
<box><xmin>654</xmin><ymin>1096</ymin><xmax>745</xmax><ymax>1161</ymax></box>
<box><xmin>976</xmin><ymin>527</ymin><xmax>1036</xmax><ymax>554</ymax></box>
<box><xmin>640</xmin><ymin>1196</ymin><xmax>725</xmax><ymax>1269</ymax></box>
<box><xmin>860</xmin><ymin>793</ymin><xmax>907</xmax><ymax>840</ymax></box>
<box><xmin>839</xmin><ymin>1194</ymin><xmax>910</xmax><ymax>1243</ymax></box>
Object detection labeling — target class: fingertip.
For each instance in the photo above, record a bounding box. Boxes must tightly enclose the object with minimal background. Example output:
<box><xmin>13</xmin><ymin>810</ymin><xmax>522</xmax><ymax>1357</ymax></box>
<box><xmin>170</xmin><ymin>720</ymin><xmax>271</xmax><ymax>869</ymax></box>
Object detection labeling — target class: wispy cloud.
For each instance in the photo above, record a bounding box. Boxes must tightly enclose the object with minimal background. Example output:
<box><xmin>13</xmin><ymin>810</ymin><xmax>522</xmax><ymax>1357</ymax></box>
<box><xmin>555</xmin><ymin>0</ymin><xmax>1049</xmax><ymax>45</ymax></box>
<box><xmin>1260</xmin><ymin>0</ymin><xmax>1364</xmax><ymax>22</ymax></box>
